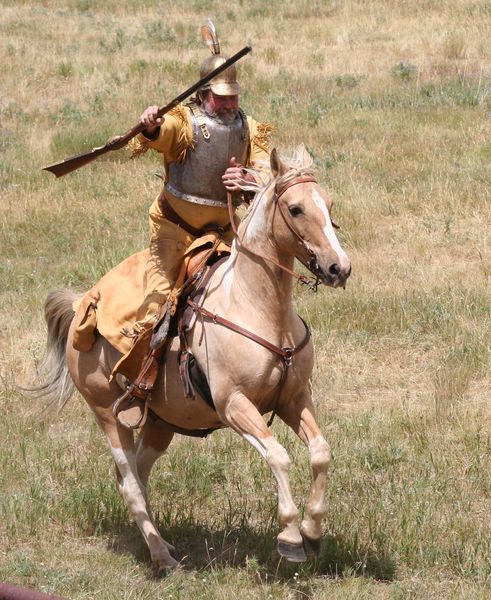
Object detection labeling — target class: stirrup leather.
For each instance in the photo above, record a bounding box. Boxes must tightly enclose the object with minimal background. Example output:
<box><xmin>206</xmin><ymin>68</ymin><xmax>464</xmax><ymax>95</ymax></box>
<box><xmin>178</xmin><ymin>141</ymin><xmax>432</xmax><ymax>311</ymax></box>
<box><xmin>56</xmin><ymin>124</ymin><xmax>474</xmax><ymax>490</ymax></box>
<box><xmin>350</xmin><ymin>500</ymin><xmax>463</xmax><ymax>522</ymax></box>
<box><xmin>113</xmin><ymin>346</ymin><xmax>164</xmax><ymax>429</ymax></box>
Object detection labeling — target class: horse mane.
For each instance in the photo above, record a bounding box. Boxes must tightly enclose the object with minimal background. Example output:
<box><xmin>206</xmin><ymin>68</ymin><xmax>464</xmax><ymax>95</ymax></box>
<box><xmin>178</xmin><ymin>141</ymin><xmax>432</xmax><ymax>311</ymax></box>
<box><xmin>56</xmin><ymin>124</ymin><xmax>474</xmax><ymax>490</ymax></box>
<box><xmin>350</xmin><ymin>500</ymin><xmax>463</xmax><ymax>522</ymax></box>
<box><xmin>237</xmin><ymin>146</ymin><xmax>315</xmax><ymax>221</ymax></box>
<box><xmin>275</xmin><ymin>152</ymin><xmax>315</xmax><ymax>189</ymax></box>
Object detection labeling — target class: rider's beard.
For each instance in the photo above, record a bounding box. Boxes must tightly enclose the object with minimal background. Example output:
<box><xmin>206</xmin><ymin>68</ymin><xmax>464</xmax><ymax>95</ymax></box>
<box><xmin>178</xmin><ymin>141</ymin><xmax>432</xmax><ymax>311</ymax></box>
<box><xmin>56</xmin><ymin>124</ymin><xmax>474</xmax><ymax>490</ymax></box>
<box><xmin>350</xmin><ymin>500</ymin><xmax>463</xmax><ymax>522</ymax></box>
<box><xmin>201</xmin><ymin>98</ymin><xmax>238</xmax><ymax>126</ymax></box>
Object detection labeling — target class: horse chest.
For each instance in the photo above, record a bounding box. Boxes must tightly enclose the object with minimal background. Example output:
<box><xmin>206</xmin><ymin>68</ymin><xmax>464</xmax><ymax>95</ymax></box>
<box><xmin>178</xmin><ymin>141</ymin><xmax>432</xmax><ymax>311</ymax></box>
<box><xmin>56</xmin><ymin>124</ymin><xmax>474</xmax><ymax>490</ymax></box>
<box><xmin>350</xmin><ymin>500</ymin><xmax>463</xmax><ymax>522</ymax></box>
<box><xmin>190</xmin><ymin>313</ymin><xmax>313</xmax><ymax>404</ymax></box>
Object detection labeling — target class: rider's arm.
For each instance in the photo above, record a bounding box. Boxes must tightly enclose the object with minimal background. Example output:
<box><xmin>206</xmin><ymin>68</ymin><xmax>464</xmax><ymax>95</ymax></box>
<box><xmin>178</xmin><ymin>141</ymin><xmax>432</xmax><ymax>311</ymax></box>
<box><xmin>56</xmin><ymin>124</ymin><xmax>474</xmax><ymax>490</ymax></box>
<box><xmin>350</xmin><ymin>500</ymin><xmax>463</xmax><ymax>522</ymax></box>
<box><xmin>135</xmin><ymin>105</ymin><xmax>194</xmax><ymax>163</ymax></box>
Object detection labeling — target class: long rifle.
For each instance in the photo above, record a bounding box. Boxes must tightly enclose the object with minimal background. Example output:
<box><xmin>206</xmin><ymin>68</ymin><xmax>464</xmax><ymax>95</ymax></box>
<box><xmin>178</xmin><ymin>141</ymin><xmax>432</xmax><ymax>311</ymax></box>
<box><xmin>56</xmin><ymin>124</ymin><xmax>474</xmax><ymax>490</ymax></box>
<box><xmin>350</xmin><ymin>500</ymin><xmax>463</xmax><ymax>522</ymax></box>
<box><xmin>43</xmin><ymin>46</ymin><xmax>252</xmax><ymax>178</ymax></box>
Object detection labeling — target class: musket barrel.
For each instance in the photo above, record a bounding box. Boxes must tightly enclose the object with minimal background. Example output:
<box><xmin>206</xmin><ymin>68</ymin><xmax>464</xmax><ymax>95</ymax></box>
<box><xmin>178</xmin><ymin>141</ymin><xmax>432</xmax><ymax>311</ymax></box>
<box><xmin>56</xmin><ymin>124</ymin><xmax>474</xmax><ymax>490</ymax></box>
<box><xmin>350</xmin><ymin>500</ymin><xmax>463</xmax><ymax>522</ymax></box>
<box><xmin>42</xmin><ymin>46</ymin><xmax>252</xmax><ymax>177</ymax></box>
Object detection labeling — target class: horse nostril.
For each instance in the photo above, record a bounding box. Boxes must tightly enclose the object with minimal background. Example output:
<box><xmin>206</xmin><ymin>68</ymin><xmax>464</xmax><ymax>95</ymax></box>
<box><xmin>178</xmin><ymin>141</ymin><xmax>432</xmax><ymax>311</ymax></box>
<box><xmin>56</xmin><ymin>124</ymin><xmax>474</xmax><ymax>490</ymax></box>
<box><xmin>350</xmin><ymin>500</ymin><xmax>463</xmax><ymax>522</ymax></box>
<box><xmin>329</xmin><ymin>263</ymin><xmax>341</xmax><ymax>276</ymax></box>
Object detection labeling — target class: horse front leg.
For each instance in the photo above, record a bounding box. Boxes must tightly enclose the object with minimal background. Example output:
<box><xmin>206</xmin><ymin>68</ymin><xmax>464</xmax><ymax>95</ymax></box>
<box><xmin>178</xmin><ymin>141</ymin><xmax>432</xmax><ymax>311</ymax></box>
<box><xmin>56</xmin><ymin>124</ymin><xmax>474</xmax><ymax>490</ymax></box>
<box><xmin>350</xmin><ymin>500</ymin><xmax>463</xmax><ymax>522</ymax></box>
<box><xmin>222</xmin><ymin>392</ymin><xmax>307</xmax><ymax>562</ymax></box>
<box><xmin>276</xmin><ymin>387</ymin><xmax>331</xmax><ymax>556</ymax></box>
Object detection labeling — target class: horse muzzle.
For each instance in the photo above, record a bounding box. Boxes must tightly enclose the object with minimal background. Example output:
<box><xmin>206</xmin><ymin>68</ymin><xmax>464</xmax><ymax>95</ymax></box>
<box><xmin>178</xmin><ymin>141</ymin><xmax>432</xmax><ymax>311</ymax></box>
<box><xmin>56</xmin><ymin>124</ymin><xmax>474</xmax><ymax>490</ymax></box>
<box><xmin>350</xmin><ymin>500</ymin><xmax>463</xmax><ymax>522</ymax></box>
<box><xmin>311</xmin><ymin>256</ymin><xmax>351</xmax><ymax>288</ymax></box>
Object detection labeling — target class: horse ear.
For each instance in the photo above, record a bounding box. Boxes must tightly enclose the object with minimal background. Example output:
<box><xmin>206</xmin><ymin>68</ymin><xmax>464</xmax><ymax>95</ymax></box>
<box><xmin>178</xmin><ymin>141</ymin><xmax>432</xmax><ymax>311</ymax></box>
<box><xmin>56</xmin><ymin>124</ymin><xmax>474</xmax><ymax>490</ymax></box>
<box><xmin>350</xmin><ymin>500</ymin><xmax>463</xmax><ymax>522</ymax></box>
<box><xmin>270</xmin><ymin>148</ymin><xmax>287</xmax><ymax>178</ymax></box>
<box><xmin>297</xmin><ymin>143</ymin><xmax>312</xmax><ymax>167</ymax></box>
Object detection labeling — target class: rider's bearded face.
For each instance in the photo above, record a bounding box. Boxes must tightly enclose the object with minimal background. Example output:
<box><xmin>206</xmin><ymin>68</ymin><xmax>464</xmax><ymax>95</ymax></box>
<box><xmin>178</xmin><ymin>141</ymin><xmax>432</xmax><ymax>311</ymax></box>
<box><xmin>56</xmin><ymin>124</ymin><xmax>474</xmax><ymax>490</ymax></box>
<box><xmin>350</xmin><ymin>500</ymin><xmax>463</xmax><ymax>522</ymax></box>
<box><xmin>201</xmin><ymin>91</ymin><xmax>239</xmax><ymax>125</ymax></box>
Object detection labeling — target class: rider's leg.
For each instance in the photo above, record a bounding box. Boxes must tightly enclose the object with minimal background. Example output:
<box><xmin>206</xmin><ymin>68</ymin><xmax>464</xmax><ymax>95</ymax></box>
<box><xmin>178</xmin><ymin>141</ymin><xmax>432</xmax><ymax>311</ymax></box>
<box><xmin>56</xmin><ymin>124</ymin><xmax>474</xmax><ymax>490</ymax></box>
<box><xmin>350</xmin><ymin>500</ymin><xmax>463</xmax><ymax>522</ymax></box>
<box><xmin>114</xmin><ymin>200</ymin><xmax>193</xmax><ymax>428</ymax></box>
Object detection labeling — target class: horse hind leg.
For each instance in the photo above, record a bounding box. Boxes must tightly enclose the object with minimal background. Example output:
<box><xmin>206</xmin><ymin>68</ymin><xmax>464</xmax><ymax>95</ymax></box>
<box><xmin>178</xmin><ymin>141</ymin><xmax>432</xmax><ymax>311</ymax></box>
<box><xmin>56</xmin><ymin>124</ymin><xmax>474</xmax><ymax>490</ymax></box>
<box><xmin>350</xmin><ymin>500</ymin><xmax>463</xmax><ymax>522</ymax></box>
<box><xmin>136</xmin><ymin>418</ymin><xmax>174</xmax><ymax>490</ymax></box>
<box><xmin>91</xmin><ymin>404</ymin><xmax>179</xmax><ymax>573</ymax></box>
<box><xmin>134</xmin><ymin>418</ymin><xmax>178</xmax><ymax>560</ymax></box>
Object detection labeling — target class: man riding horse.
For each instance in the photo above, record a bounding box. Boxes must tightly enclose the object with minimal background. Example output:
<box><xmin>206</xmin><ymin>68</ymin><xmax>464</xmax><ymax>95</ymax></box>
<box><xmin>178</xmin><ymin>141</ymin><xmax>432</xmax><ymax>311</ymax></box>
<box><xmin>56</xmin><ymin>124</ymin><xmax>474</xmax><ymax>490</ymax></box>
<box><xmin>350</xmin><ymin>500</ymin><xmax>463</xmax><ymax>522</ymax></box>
<box><xmin>36</xmin><ymin>23</ymin><xmax>351</xmax><ymax>566</ymax></box>
<box><xmin>108</xmin><ymin>21</ymin><xmax>273</xmax><ymax>427</ymax></box>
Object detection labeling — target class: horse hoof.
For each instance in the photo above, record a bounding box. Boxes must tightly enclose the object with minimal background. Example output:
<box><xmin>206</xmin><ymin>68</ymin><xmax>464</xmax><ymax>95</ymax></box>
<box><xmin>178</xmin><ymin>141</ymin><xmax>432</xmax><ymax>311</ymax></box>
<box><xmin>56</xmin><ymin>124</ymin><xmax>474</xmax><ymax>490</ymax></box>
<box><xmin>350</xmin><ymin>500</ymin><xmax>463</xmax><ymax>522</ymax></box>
<box><xmin>153</xmin><ymin>549</ymin><xmax>180</xmax><ymax>578</ymax></box>
<box><xmin>168</xmin><ymin>546</ymin><xmax>179</xmax><ymax>562</ymax></box>
<box><xmin>277</xmin><ymin>539</ymin><xmax>307</xmax><ymax>563</ymax></box>
<box><xmin>301</xmin><ymin>533</ymin><xmax>321</xmax><ymax>557</ymax></box>
<box><xmin>155</xmin><ymin>566</ymin><xmax>173</xmax><ymax>579</ymax></box>
<box><xmin>155</xmin><ymin>559</ymin><xmax>180</xmax><ymax>578</ymax></box>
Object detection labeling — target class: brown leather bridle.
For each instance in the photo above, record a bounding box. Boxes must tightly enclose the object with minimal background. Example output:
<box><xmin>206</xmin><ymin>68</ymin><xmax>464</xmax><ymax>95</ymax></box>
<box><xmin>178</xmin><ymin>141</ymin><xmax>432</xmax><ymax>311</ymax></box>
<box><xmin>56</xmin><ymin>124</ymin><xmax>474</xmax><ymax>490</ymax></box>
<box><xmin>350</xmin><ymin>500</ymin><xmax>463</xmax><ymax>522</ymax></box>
<box><xmin>272</xmin><ymin>176</ymin><xmax>323</xmax><ymax>290</ymax></box>
<box><xmin>227</xmin><ymin>175</ymin><xmax>330</xmax><ymax>291</ymax></box>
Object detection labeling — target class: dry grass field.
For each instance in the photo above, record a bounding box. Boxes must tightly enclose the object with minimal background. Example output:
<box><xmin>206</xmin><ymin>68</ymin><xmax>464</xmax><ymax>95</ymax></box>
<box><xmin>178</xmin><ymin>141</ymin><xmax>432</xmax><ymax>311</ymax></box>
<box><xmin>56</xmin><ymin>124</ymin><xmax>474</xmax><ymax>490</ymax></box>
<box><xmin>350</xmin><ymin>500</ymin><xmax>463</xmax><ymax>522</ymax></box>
<box><xmin>0</xmin><ymin>1</ymin><xmax>489</xmax><ymax>598</ymax></box>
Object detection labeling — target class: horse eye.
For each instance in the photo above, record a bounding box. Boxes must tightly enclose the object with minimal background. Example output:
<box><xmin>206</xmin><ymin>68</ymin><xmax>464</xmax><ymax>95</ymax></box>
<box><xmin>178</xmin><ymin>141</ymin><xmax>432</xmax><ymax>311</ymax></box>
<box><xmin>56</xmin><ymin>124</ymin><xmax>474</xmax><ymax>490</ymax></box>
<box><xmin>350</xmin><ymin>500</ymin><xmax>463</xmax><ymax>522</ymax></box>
<box><xmin>289</xmin><ymin>205</ymin><xmax>303</xmax><ymax>217</ymax></box>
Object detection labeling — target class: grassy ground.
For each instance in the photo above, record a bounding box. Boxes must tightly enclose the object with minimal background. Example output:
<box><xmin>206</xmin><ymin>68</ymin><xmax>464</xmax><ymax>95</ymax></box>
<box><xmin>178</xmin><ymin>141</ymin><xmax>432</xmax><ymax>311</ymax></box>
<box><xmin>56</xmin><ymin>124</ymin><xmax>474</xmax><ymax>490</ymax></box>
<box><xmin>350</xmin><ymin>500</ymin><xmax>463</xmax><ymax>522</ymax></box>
<box><xmin>1</xmin><ymin>1</ymin><xmax>489</xmax><ymax>598</ymax></box>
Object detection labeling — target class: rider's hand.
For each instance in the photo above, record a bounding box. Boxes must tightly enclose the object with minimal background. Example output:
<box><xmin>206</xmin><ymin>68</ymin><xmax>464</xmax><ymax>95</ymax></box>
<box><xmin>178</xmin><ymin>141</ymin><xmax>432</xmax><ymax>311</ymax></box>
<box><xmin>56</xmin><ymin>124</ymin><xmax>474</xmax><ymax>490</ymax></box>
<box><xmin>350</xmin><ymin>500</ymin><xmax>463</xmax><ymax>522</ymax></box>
<box><xmin>140</xmin><ymin>105</ymin><xmax>164</xmax><ymax>138</ymax></box>
<box><xmin>222</xmin><ymin>157</ymin><xmax>253</xmax><ymax>192</ymax></box>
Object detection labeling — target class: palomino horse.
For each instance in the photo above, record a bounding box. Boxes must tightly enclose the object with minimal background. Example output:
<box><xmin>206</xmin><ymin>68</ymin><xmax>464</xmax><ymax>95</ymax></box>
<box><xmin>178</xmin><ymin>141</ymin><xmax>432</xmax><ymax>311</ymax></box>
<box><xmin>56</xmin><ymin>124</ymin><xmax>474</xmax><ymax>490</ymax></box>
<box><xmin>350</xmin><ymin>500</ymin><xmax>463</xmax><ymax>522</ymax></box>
<box><xmin>36</xmin><ymin>146</ymin><xmax>351</xmax><ymax>573</ymax></box>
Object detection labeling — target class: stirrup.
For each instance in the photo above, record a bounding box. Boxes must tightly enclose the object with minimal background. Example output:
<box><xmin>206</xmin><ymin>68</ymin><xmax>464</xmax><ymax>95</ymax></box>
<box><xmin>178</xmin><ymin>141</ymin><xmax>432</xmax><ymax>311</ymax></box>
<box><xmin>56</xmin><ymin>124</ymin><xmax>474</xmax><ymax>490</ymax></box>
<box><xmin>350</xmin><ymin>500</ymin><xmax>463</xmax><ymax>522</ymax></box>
<box><xmin>113</xmin><ymin>384</ymin><xmax>149</xmax><ymax>430</ymax></box>
<box><xmin>113</xmin><ymin>343</ymin><xmax>164</xmax><ymax>429</ymax></box>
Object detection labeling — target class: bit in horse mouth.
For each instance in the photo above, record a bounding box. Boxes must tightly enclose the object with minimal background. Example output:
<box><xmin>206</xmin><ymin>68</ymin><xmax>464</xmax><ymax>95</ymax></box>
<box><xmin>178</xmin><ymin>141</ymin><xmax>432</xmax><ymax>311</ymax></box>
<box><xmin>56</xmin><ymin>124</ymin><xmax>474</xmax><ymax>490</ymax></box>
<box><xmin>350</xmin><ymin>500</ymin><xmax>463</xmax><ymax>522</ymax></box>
<box><xmin>308</xmin><ymin>258</ymin><xmax>347</xmax><ymax>288</ymax></box>
<box><xmin>320</xmin><ymin>268</ymin><xmax>350</xmax><ymax>288</ymax></box>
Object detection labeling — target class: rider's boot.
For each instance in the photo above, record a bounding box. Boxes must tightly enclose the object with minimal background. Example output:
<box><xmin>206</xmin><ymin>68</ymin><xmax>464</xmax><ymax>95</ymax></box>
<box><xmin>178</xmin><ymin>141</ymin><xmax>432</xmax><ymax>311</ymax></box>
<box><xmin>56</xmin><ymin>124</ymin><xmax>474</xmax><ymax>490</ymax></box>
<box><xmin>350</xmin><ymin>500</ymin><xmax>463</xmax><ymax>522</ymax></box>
<box><xmin>113</xmin><ymin>299</ymin><xmax>174</xmax><ymax>429</ymax></box>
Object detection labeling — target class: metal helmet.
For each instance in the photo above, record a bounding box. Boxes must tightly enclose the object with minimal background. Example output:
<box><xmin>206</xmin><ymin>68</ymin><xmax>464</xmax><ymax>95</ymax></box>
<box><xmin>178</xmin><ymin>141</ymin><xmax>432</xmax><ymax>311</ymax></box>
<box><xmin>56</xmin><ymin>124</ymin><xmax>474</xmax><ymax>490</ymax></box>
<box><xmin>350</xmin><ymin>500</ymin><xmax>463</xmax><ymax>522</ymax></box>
<box><xmin>200</xmin><ymin>19</ymin><xmax>241</xmax><ymax>96</ymax></box>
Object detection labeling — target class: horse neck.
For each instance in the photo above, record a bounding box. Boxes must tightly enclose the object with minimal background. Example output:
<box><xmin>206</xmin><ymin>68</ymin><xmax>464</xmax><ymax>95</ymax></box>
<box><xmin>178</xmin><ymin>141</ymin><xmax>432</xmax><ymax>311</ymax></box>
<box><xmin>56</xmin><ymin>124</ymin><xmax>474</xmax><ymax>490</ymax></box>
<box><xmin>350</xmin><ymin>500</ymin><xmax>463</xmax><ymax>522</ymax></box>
<box><xmin>226</xmin><ymin>192</ymin><xmax>295</xmax><ymax>327</ymax></box>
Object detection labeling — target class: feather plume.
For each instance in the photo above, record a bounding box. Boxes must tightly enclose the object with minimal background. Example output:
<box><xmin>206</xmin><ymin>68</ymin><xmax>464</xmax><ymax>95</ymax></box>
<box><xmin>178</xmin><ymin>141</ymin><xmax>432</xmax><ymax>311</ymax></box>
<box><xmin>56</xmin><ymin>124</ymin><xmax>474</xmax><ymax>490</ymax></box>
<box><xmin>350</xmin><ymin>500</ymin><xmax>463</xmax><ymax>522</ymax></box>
<box><xmin>201</xmin><ymin>18</ymin><xmax>220</xmax><ymax>54</ymax></box>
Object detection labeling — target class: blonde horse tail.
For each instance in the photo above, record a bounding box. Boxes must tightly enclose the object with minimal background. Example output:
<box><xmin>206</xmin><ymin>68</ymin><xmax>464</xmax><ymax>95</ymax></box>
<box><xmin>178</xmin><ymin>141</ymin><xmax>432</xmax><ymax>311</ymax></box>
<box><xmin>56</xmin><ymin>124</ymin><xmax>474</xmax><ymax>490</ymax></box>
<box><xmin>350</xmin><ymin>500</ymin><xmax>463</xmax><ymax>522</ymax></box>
<box><xmin>30</xmin><ymin>290</ymin><xmax>79</xmax><ymax>414</ymax></box>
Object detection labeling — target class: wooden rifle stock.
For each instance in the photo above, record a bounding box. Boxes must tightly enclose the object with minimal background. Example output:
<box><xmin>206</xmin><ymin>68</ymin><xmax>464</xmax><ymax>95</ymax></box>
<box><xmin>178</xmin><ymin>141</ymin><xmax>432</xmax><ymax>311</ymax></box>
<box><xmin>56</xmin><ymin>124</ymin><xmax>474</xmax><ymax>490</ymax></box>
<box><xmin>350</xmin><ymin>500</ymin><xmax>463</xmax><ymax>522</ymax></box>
<box><xmin>43</xmin><ymin>45</ymin><xmax>252</xmax><ymax>178</ymax></box>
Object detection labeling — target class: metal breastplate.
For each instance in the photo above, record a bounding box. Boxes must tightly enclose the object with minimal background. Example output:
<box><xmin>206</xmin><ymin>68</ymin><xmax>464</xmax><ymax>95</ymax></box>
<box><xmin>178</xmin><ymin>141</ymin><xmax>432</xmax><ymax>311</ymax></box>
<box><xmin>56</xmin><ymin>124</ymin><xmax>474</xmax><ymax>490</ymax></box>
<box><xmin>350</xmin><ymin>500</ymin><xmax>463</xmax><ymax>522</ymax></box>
<box><xmin>166</xmin><ymin>107</ymin><xmax>249</xmax><ymax>207</ymax></box>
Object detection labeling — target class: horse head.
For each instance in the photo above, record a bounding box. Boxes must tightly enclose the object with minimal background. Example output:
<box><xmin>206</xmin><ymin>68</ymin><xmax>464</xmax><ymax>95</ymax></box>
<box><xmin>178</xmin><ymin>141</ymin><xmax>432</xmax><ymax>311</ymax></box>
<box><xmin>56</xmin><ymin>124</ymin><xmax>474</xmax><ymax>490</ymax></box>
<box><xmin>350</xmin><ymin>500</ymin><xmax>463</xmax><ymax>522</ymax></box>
<box><xmin>267</xmin><ymin>145</ymin><xmax>351</xmax><ymax>289</ymax></box>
